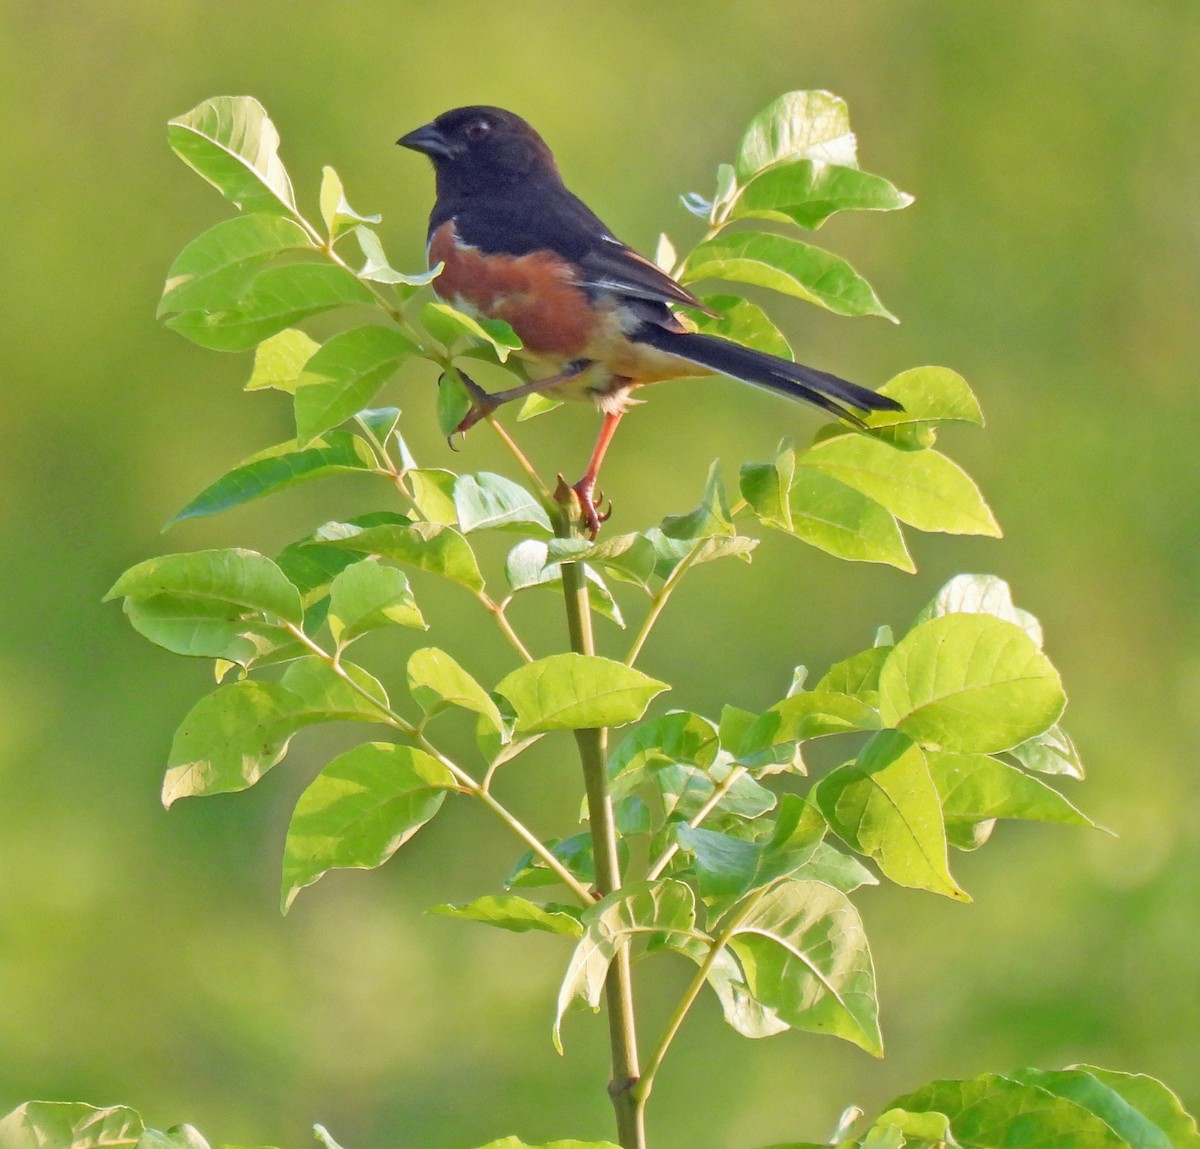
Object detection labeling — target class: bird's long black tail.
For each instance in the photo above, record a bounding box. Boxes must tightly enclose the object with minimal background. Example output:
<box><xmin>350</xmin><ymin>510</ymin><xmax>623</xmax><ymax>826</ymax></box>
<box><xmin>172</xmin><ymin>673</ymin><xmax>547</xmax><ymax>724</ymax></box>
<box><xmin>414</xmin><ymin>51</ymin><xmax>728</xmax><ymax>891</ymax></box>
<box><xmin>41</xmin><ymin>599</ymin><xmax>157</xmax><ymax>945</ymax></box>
<box><xmin>634</xmin><ymin>323</ymin><xmax>903</xmax><ymax>427</ymax></box>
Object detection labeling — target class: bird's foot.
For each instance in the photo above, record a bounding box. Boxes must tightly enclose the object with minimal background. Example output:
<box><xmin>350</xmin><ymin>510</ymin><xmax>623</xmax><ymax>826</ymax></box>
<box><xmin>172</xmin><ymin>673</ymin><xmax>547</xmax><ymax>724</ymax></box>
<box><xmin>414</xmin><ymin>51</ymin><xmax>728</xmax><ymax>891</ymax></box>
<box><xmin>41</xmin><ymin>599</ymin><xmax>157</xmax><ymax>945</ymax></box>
<box><xmin>568</xmin><ymin>475</ymin><xmax>612</xmax><ymax>539</ymax></box>
<box><xmin>446</xmin><ymin>371</ymin><xmax>497</xmax><ymax>449</ymax></box>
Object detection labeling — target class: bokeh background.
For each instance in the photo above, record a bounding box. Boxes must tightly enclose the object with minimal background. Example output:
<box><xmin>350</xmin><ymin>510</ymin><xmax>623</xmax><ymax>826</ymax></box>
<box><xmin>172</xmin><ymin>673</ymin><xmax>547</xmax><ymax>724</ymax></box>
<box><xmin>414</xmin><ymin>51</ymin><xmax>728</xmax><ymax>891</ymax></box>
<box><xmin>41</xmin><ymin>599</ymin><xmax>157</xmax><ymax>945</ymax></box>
<box><xmin>2</xmin><ymin>3</ymin><xmax>1197</xmax><ymax>1147</ymax></box>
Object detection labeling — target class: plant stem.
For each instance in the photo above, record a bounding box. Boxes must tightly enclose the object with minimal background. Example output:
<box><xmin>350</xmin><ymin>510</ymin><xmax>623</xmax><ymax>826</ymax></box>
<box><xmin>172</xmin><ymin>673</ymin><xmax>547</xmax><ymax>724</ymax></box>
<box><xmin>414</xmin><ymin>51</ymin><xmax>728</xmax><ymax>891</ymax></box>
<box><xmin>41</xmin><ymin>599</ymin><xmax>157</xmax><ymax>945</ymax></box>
<box><xmin>625</xmin><ymin>540</ymin><xmax>706</xmax><ymax>667</ymax></box>
<box><xmin>557</xmin><ymin>515</ymin><xmax>646</xmax><ymax>1149</ymax></box>
<box><xmin>282</xmin><ymin>623</ymin><xmax>590</xmax><ymax>902</ymax></box>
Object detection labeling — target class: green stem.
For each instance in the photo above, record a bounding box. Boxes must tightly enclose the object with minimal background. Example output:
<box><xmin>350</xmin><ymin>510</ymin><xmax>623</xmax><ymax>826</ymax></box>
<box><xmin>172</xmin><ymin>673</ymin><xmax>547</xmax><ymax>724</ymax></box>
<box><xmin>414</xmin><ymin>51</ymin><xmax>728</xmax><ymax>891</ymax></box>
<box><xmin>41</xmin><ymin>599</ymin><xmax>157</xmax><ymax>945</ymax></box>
<box><xmin>283</xmin><ymin>624</ymin><xmax>589</xmax><ymax>903</ymax></box>
<box><xmin>625</xmin><ymin>540</ymin><xmax>706</xmax><ymax>667</ymax></box>
<box><xmin>644</xmin><ymin>763</ymin><xmax>748</xmax><ymax>882</ymax></box>
<box><xmin>558</xmin><ymin>514</ymin><xmax>646</xmax><ymax>1149</ymax></box>
<box><xmin>635</xmin><ymin>885</ymin><xmax>769</xmax><ymax>1106</ymax></box>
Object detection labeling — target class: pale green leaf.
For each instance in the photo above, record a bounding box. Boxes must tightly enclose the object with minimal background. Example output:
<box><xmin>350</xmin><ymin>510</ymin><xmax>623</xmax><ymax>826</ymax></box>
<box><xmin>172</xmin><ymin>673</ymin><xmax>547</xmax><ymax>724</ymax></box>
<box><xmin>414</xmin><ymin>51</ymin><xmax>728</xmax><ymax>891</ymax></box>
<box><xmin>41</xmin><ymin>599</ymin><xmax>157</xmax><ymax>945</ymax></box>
<box><xmin>725</xmin><ymin>877</ymin><xmax>882</xmax><ymax>1054</ymax></box>
<box><xmin>682</xmin><ymin>231</ymin><xmax>896</xmax><ymax>322</ymax></box>
<box><xmin>784</xmin><ymin>467</ymin><xmax>914</xmax><ymax>570</ymax></box>
<box><xmin>879</xmin><ymin>614</ymin><xmax>1065</xmax><ymax>753</ymax></box>
<box><xmin>158</xmin><ymin>213</ymin><xmax>313</xmax><ymax>316</ymax></box>
<box><xmin>166</xmin><ymin>263</ymin><xmax>374</xmax><ymax>352</ymax></box>
<box><xmin>107</xmin><ymin>548</ymin><xmax>303</xmax><ymax>626</ymax></box>
<box><xmin>319</xmin><ymin>165</ymin><xmax>381</xmax><ymax>240</ymax></box>
<box><xmin>429</xmin><ymin>895</ymin><xmax>583</xmax><ymax>937</ymax></box>
<box><xmin>168</xmin><ymin>96</ymin><xmax>297</xmax><ymax>215</ymax></box>
<box><xmin>816</xmin><ymin>730</ymin><xmax>968</xmax><ymax>899</ymax></box>
<box><xmin>495</xmin><ymin>653</ymin><xmax>668</xmax><ymax>733</ymax></box>
<box><xmin>0</xmin><ymin>1102</ymin><xmax>144</xmax><ymax>1149</ymax></box>
<box><xmin>928</xmin><ymin>751</ymin><xmax>1096</xmax><ymax>831</ymax></box>
<box><xmin>1076</xmin><ymin>1066</ymin><xmax>1200</xmax><ymax>1149</ymax></box>
<box><xmin>294</xmin><ymin>324</ymin><xmax>419</xmax><ymax>444</ymax></box>
<box><xmin>915</xmin><ymin>573</ymin><xmax>1042</xmax><ymax>646</ymax></box>
<box><xmin>800</xmin><ymin>435</ymin><xmax>1001</xmax><ymax>536</ymax></box>
<box><xmin>328</xmin><ymin>559</ymin><xmax>425</xmax><ymax>642</ymax></box>
<box><xmin>555</xmin><ymin>880</ymin><xmax>696</xmax><ymax>1050</ymax></box>
<box><xmin>281</xmin><ymin>742</ymin><xmax>455</xmax><ymax>910</ymax></box>
<box><xmin>407</xmin><ymin>647</ymin><xmax>503</xmax><ymax>732</ymax></box>
<box><xmin>735</xmin><ymin>90</ymin><xmax>858</xmax><ymax>180</ymax></box>
<box><xmin>729</xmin><ymin>159</ymin><xmax>912</xmax><ymax>230</ymax></box>
<box><xmin>889</xmin><ymin>1074</ymin><xmax>1133</xmax><ymax>1149</ymax></box>
<box><xmin>245</xmin><ymin>328</ymin><xmax>321</xmax><ymax>392</ymax></box>
<box><xmin>167</xmin><ymin>432</ymin><xmax>377</xmax><ymax>524</ymax></box>
<box><xmin>454</xmin><ymin>472</ymin><xmax>553</xmax><ymax>534</ymax></box>
<box><xmin>320</xmin><ymin>520</ymin><xmax>485</xmax><ymax>592</ymax></box>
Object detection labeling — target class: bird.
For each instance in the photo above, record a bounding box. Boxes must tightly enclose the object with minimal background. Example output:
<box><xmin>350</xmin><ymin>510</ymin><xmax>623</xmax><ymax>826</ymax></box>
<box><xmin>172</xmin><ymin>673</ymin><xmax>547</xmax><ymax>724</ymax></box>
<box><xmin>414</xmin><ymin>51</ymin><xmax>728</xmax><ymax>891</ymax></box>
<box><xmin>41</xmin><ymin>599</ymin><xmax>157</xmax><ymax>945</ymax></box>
<box><xmin>398</xmin><ymin>105</ymin><xmax>902</xmax><ymax>536</ymax></box>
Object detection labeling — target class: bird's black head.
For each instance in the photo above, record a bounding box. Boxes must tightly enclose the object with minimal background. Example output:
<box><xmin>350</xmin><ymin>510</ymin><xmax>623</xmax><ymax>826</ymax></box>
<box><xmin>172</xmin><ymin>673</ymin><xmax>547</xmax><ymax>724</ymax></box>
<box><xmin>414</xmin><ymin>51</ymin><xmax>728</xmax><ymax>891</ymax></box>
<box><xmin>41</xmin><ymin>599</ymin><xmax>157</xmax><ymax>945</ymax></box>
<box><xmin>398</xmin><ymin>106</ymin><xmax>560</xmax><ymax>196</ymax></box>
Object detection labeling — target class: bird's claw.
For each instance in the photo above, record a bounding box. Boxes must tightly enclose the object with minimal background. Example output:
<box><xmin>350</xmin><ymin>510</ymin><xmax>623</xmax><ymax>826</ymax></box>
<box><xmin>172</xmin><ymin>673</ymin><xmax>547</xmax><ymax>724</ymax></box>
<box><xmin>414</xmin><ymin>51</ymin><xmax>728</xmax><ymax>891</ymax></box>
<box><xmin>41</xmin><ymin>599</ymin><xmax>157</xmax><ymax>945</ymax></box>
<box><xmin>571</xmin><ymin>478</ymin><xmax>612</xmax><ymax>539</ymax></box>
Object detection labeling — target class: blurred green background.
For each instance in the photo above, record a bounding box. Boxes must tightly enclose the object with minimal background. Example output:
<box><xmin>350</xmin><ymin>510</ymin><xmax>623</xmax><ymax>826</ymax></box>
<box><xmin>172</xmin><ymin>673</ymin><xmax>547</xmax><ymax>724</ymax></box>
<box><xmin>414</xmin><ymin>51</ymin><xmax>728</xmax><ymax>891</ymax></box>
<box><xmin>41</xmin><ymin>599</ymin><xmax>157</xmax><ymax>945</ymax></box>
<box><xmin>2</xmin><ymin>2</ymin><xmax>1197</xmax><ymax>1147</ymax></box>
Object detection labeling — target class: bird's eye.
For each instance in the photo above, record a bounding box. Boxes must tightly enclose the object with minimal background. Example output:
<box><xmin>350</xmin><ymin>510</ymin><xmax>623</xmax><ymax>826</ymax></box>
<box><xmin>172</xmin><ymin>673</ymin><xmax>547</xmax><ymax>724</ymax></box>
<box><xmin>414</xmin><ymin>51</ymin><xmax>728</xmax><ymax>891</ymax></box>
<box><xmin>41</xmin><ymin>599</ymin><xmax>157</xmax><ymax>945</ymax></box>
<box><xmin>464</xmin><ymin>119</ymin><xmax>491</xmax><ymax>141</ymax></box>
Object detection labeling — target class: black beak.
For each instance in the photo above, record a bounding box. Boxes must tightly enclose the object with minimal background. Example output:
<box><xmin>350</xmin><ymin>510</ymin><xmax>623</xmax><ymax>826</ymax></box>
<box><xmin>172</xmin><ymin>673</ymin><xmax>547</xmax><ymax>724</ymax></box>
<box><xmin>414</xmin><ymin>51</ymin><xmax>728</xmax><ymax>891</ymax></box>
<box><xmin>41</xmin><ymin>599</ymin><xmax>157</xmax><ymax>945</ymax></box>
<box><xmin>397</xmin><ymin>122</ymin><xmax>454</xmax><ymax>160</ymax></box>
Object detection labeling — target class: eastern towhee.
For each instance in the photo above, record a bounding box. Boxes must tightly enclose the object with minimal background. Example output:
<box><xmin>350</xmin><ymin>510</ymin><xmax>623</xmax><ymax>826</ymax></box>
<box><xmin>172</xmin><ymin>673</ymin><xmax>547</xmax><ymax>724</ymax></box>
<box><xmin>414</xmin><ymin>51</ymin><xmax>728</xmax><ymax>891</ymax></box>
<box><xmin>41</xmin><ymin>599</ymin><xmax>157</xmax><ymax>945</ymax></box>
<box><xmin>399</xmin><ymin>105</ymin><xmax>902</xmax><ymax>536</ymax></box>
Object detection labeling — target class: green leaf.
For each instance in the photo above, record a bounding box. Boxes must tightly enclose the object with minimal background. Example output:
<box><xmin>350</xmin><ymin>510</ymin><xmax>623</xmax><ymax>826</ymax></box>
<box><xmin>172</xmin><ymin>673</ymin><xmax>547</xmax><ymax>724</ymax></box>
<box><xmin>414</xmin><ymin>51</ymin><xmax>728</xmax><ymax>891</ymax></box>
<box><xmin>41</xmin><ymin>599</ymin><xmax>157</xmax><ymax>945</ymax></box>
<box><xmin>644</xmin><ymin>529</ymin><xmax>758</xmax><ymax>579</ymax></box>
<box><xmin>730</xmin><ymin>160</ymin><xmax>912</xmax><ymax>230</ymax></box>
<box><xmin>0</xmin><ymin>1102</ymin><xmax>144</xmax><ymax>1149</ymax></box>
<box><xmin>814</xmin><ymin>645</ymin><xmax>891</xmax><ymax>704</ymax></box>
<box><xmin>437</xmin><ymin>366</ymin><xmax>474</xmax><ymax>437</ymax></box>
<box><xmin>783</xmin><ymin>467</ymin><xmax>914</xmax><ymax>570</ymax></box>
<box><xmin>672</xmin><ymin>825</ymin><xmax>763</xmax><ymax>899</ymax></box>
<box><xmin>555</xmin><ymin>880</ymin><xmax>696</xmax><ymax>1050</ymax></box>
<box><xmin>682</xmin><ymin>231</ymin><xmax>896</xmax><ymax>322</ymax></box>
<box><xmin>454</xmin><ymin>472</ymin><xmax>553</xmax><ymax>534</ymax></box>
<box><xmin>544</xmin><ymin>533</ymin><xmax>659</xmax><ymax>591</ymax></box>
<box><xmin>318</xmin><ymin>165</ymin><xmax>381</xmax><ymax>240</ymax></box>
<box><xmin>735</xmin><ymin>691</ymin><xmax>881</xmax><ymax>772</ymax></box>
<box><xmin>660</xmin><ymin>460</ymin><xmax>734</xmax><ymax>539</ymax></box>
<box><xmin>138</xmin><ymin>1125</ymin><xmax>213</xmax><ymax>1149</ymax></box>
<box><xmin>294</xmin><ymin>325</ymin><xmax>419</xmax><ymax>444</ymax></box>
<box><xmin>279</xmin><ymin>655</ymin><xmax>391</xmax><ymax>721</ymax></box>
<box><xmin>166</xmin><ymin>263</ymin><xmax>374</xmax><ymax>352</ymax></box>
<box><xmin>735</xmin><ymin>90</ymin><xmax>858</xmax><ymax>180</ymax></box>
<box><xmin>107</xmin><ymin>548</ymin><xmax>303</xmax><ymax>626</ymax></box>
<box><xmin>404</xmin><ymin>468</ymin><xmax>458</xmax><ymax>523</ymax></box>
<box><xmin>167</xmin><ymin>432</ymin><xmax>377</xmax><ymax>525</ymax></box>
<box><xmin>740</xmin><ymin>439</ymin><xmax>796</xmax><ymax>532</ymax></box>
<box><xmin>694</xmin><ymin>294</ymin><xmax>793</xmax><ymax>359</ymax></box>
<box><xmin>473</xmin><ymin>1139</ymin><xmax>621</xmax><ymax>1149</ymax></box>
<box><xmin>423</xmin><ymin>300</ymin><xmax>522</xmax><ymax>361</ymax></box>
<box><xmin>655</xmin><ymin>761</ymin><xmax>776</xmax><ymax>825</ymax></box>
<box><xmin>799</xmin><ymin>435</ymin><xmax>1001</xmax><ymax>536</ymax></box>
<box><xmin>245</xmin><ymin>327</ymin><xmax>321</xmax><ymax>392</ymax></box>
<box><xmin>915</xmin><ymin>573</ymin><xmax>1043</xmax><ymax>646</ymax></box>
<box><xmin>506</xmin><ymin>831</ymin><xmax>603</xmax><ymax>890</ymax></box>
<box><xmin>504</xmin><ymin>540</ymin><xmax>624</xmax><ymax>627</ymax></box>
<box><xmin>1076</xmin><ymin>1066</ymin><xmax>1200</xmax><ymax>1149</ymax></box>
<box><xmin>354</xmin><ymin>226</ymin><xmax>442</xmax><ymax>287</ymax></box>
<box><xmin>928</xmin><ymin>751</ymin><xmax>1096</xmax><ymax>831</ymax></box>
<box><xmin>889</xmin><ymin>1074</ymin><xmax>1133</xmax><ymax>1149</ymax></box>
<box><xmin>168</xmin><ymin>96</ymin><xmax>297</xmax><ymax>215</ymax></box>
<box><xmin>158</xmin><ymin>213</ymin><xmax>313</xmax><ymax>316</ymax></box>
<box><xmin>724</xmin><ymin>877</ymin><xmax>882</xmax><ymax>1054</ymax></box>
<box><xmin>327</xmin><ymin>559</ymin><xmax>425</xmax><ymax>643</ymax></box>
<box><xmin>429</xmin><ymin>895</ymin><xmax>583</xmax><ymax>937</ymax></box>
<box><xmin>407</xmin><ymin>647</ymin><xmax>503</xmax><ymax>732</ymax></box>
<box><xmin>816</xmin><ymin>730</ymin><xmax>968</xmax><ymax>899</ymax></box>
<box><xmin>1010</xmin><ymin>1068</ymin><xmax>1175</xmax><ymax>1149</ymax></box>
<box><xmin>871</xmin><ymin>366</ymin><xmax>984</xmax><ymax>428</ymax></box>
<box><xmin>281</xmin><ymin>742</ymin><xmax>455</xmax><ymax>910</ymax></box>
<box><xmin>879</xmin><ymin>613</ymin><xmax>1066</xmax><ymax>753</ymax></box>
<box><xmin>122</xmin><ymin>592</ymin><xmax>291</xmax><ymax>666</ymax></box>
<box><xmin>669</xmin><ymin>939</ymin><xmax>788</xmax><ymax>1038</ymax></box>
<box><xmin>320</xmin><ymin>520</ymin><xmax>485</xmax><ymax>592</ymax></box>
<box><xmin>609</xmin><ymin>711</ymin><xmax>719</xmax><ymax>790</ymax></box>
<box><xmin>162</xmin><ymin>679</ymin><xmax>304</xmax><ymax>806</ymax></box>
<box><xmin>495</xmin><ymin>653</ymin><xmax>668</xmax><ymax>733</ymax></box>
<box><xmin>1009</xmin><ymin>723</ymin><xmax>1085</xmax><ymax>779</ymax></box>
